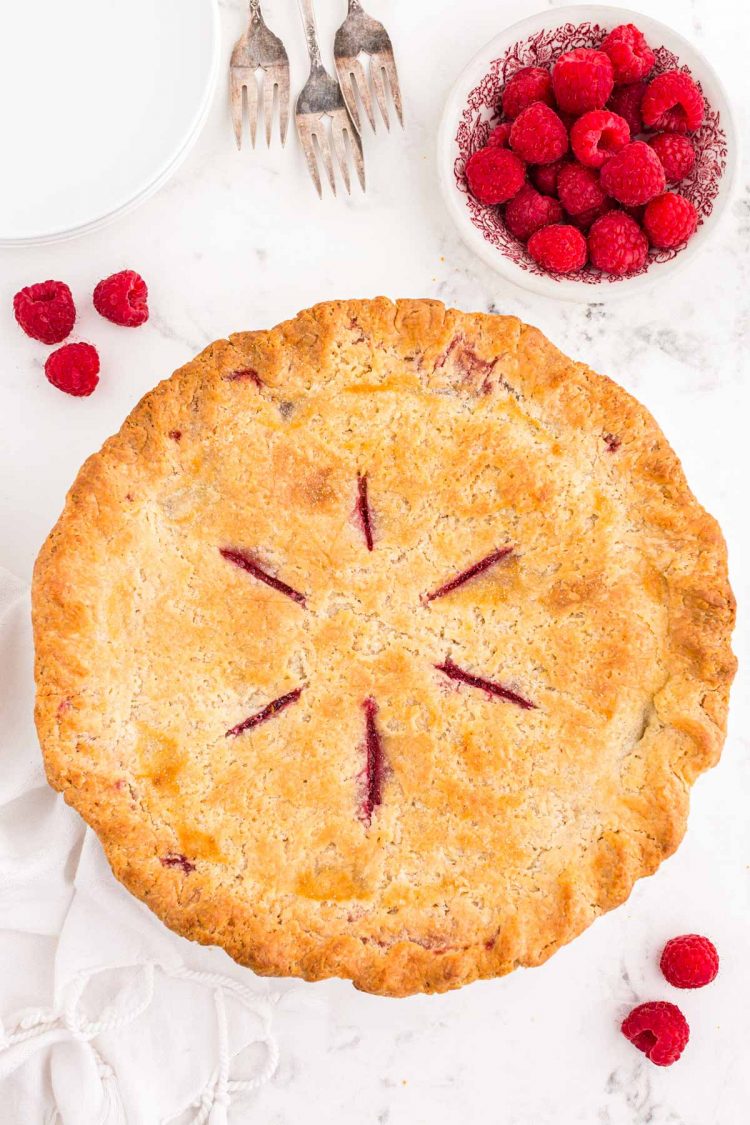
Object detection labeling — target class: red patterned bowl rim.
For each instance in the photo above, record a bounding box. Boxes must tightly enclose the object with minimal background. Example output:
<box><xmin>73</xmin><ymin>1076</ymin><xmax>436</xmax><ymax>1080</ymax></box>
<box><xmin>441</xmin><ymin>6</ymin><xmax>736</xmax><ymax>295</ymax></box>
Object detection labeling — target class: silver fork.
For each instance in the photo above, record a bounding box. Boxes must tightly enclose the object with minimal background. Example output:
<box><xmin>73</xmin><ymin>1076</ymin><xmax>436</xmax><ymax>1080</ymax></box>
<box><xmin>230</xmin><ymin>1</ymin><xmax>290</xmax><ymax>148</ymax></box>
<box><xmin>334</xmin><ymin>1</ymin><xmax>404</xmax><ymax>133</ymax></box>
<box><xmin>295</xmin><ymin>0</ymin><xmax>365</xmax><ymax>197</ymax></box>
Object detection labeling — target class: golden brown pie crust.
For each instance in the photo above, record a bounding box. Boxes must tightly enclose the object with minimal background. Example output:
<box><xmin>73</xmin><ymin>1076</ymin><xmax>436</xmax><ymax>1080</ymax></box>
<box><xmin>32</xmin><ymin>299</ymin><xmax>736</xmax><ymax>996</ymax></box>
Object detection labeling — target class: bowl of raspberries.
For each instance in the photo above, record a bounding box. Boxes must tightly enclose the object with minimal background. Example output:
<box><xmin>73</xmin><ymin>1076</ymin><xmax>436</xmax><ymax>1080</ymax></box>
<box><xmin>438</xmin><ymin>5</ymin><xmax>737</xmax><ymax>298</ymax></box>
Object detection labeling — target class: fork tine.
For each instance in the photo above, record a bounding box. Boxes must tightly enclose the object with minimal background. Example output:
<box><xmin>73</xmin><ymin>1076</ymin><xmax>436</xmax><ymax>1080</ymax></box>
<box><xmin>277</xmin><ymin>71</ymin><xmax>291</xmax><ymax>146</ymax></box>
<box><xmin>336</xmin><ymin>66</ymin><xmax>361</xmax><ymax>133</ymax></box>
<box><xmin>315</xmin><ymin>129</ymin><xmax>337</xmax><ymax>196</ymax></box>
<box><xmin>370</xmin><ymin>63</ymin><xmax>390</xmax><ymax>131</ymax></box>
<box><xmin>347</xmin><ymin>123</ymin><xmax>366</xmax><ymax>192</ymax></box>
<box><xmin>350</xmin><ymin>59</ymin><xmax>377</xmax><ymax>132</ymax></box>
<box><xmin>245</xmin><ymin>72</ymin><xmax>259</xmax><ymax>147</ymax></box>
<box><xmin>338</xmin><ymin>59</ymin><xmax>377</xmax><ymax>134</ymax></box>
<box><xmin>382</xmin><ymin>55</ymin><xmax>404</xmax><ymax>127</ymax></box>
<box><xmin>262</xmin><ymin>73</ymin><xmax>276</xmax><ymax>147</ymax></box>
<box><xmin>296</xmin><ymin>119</ymin><xmax>323</xmax><ymax>198</ymax></box>
<box><xmin>230</xmin><ymin>72</ymin><xmax>245</xmax><ymax>149</ymax></box>
<box><xmin>303</xmin><ymin>146</ymin><xmax>323</xmax><ymax>197</ymax></box>
<box><xmin>331</xmin><ymin>121</ymin><xmax>352</xmax><ymax>195</ymax></box>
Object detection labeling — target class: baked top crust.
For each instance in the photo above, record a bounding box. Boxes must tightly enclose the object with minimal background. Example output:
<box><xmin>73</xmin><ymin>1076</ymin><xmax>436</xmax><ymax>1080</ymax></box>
<box><xmin>32</xmin><ymin>299</ymin><xmax>736</xmax><ymax>997</ymax></box>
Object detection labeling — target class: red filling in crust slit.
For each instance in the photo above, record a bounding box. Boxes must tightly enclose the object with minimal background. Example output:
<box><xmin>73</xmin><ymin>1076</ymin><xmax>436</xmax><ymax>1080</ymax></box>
<box><xmin>436</xmin><ymin>657</ymin><xmax>536</xmax><ymax>710</ymax></box>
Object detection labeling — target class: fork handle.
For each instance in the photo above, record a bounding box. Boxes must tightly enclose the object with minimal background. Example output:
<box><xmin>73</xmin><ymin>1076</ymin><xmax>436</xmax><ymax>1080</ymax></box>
<box><xmin>298</xmin><ymin>0</ymin><xmax>323</xmax><ymax>67</ymax></box>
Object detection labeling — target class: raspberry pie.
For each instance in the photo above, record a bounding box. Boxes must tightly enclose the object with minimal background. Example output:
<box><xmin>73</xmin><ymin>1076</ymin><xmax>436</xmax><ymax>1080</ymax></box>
<box><xmin>32</xmin><ymin>300</ymin><xmax>735</xmax><ymax>996</ymax></box>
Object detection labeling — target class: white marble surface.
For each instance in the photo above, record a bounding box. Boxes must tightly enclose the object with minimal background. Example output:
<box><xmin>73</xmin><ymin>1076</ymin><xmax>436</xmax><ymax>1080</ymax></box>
<box><xmin>1</xmin><ymin>0</ymin><xmax>749</xmax><ymax>1121</ymax></box>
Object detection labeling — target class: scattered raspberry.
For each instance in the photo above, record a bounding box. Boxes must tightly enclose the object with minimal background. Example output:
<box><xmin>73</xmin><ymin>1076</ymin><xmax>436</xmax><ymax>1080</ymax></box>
<box><xmin>641</xmin><ymin>70</ymin><xmax>704</xmax><ymax>134</ymax></box>
<box><xmin>552</xmin><ymin>48</ymin><xmax>614</xmax><ymax>115</ymax></box>
<box><xmin>570</xmin><ymin>110</ymin><xmax>630</xmax><ymax>168</ymax></box>
<box><xmin>557</xmin><ymin>162</ymin><xmax>607</xmax><ymax>217</ymax></box>
<box><xmin>602</xmin><ymin>24</ymin><xmax>655</xmax><ymax>85</ymax></box>
<box><xmin>621</xmin><ymin>1001</ymin><xmax>690</xmax><ymax>1066</ymax></box>
<box><xmin>44</xmin><ymin>343</ymin><xmax>100</xmax><ymax>397</ymax></box>
<box><xmin>502</xmin><ymin>66</ymin><xmax>555</xmax><ymax>119</ymax></box>
<box><xmin>643</xmin><ymin>191</ymin><xmax>698</xmax><ymax>248</ymax></box>
<box><xmin>660</xmin><ymin>934</ymin><xmax>719</xmax><ymax>989</ymax></box>
<box><xmin>570</xmin><ymin>199</ymin><xmax>614</xmax><ymax>231</ymax></box>
<box><xmin>466</xmin><ymin>146</ymin><xmax>526</xmax><ymax>204</ymax></box>
<box><xmin>528</xmin><ymin>224</ymin><xmax>587</xmax><ymax>273</ymax></box>
<box><xmin>530</xmin><ymin>159</ymin><xmax>564</xmax><ymax>196</ymax></box>
<box><xmin>607</xmin><ymin>81</ymin><xmax>647</xmax><ymax>135</ymax></box>
<box><xmin>487</xmin><ymin>122</ymin><xmax>512</xmax><ymax>148</ymax></box>
<box><xmin>600</xmin><ymin>141</ymin><xmax>666</xmax><ymax>205</ymax></box>
<box><xmin>93</xmin><ymin>269</ymin><xmax>149</xmax><ymax>327</ymax></box>
<box><xmin>505</xmin><ymin>185</ymin><xmax>563</xmax><ymax>241</ymax></box>
<box><xmin>510</xmin><ymin>103</ymin><xmax>568</xmax><ymax>165</ymax></box>
<box><xmin>588</xmin><ymin>210</ymin><xmax>648</xmax><ymax>274</ymax></box>
<box><xmin>648</xmin><ymin>133</ymin><xmax>696</xmax><ymax>182</ymax></box>
<box><xmin>13</xmin><ymin>280</ymin><xmax>76</xmax><ymax>345</ymax></box>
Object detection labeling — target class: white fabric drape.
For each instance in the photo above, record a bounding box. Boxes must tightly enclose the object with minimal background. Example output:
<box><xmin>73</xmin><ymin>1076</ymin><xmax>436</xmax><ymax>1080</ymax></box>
<box><xmin>0</xmin><ymin>569</ymin><xmax>281</xmax><ymax>1123</ymax></box>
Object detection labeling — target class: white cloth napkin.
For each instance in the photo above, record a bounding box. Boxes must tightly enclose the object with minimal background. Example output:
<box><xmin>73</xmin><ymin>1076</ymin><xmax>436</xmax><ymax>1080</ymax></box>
<box><xmin>0</xmin><ymin>568</ymin><xmax>281</xmax><ymax>1124</ymax></box>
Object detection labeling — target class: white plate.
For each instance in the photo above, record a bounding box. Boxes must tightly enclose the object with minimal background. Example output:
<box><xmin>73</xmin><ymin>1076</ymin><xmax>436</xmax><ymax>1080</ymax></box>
<box><xmin>0</xmin><ymin>0</ymin><xmax>220</xmax><ymax>246</ymax></box>
<box><xmin>437</xmin><ymin>5</ymin><xmax>739</xmax><ymax>302</ymax></box>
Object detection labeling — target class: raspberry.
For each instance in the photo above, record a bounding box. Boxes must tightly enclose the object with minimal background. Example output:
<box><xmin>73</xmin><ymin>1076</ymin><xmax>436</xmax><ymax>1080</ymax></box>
<box><xmin>502</xmin><ymin>66</ymin><xmax>555</xmax><ymax>120</ymax></box>
<box><xmin>607</xmin><ymin>81</ymin><xmax>647</xmax><ymax>135</ymax></box>
<box><xmin>602</xmin><ymin>24</ymin><xmax>655</xmax><ymax>85</ymax></box>
<box><xmin>13</xmin><ymin>280</ymin><xmax>76</xmax><ymax>344</ymax></box>
<box><xmin>530</xmin><ymin>159</ymin><xmax>564</xmax><ymax>196</ymax></box>
<box><xmin>660</xmin><ymin>934</ymin><xmax>719</xmax><ymax>989</ymax></box>
<box><xmin>648</xmin><ymin>133</ymin><xmax>696</xmax><ymax>182</ymax></box>
<box><xmin>93</xmin><ymin>270</ymin><xmax>149</xmax><ymax>327</ymax></box>
<box><xmin>556</xmin><ymin>110</ymin><xmax>577</xmax><ymax>134</ymax></box>
<box><xmin>641</xmin><ymin>70</ymin><xmax>704</xmax><ymax>134</ymax></box>
<box><xmin>623</xmin><ymin>203</ymin><xmax>646</xmax><ymax>224</ymax></box>
<box><xmin>621</xmin><ymin>1002</ymin><xmax>690</xmax><ymax>1066</ymax></box>
<box><xmin>600</xmin><ymin>141</ymin><xmax>666</xmax><ymax>205</ymax></box>
<box><xmin>557</xmin><ymin>163</ymin><xmax>607</xmax><ymax>217</ymax></box>
<box><xmin>466</xmin><ymin>146</ymin><xmax>526</xmax><ymax>204</ymax></box>
<box><xmin>504</xmin><ymin>185</ymin><xmax>563</xmax><ymax>241</ymax></box>
<box><xmin>528</xmin><ymin>224</ymin><xmax>587</xmax><ymax>273</ymax></box>
<box><xmin>588</xmin><ymin>210</ymin><xmax>648</xmax><ymax>274</ymax></box>
<box><xmin>643</xmin><ymin>191</ymin><xmax>698</xmax><ymax>248</ymax></box>
<box><xmin>44</xmin><ymin>343</ymin><xmax>100</xmax><ymax>397</ymax></box>
<box><xmin>487</xmin><ymin>123</ymin><xmax>512</xmax><ymax>148</ymax></box>
<box><xmin>510</xmin><ymin>103</ymin><xmax>568</xmax><ymax>165</ymax></box>
<box><xmin>570</xmin><ymin>110</ymin><xmax>630</xmax><ymax>168</ymax></box>
<box><xmin>570</xmin><ymin>199</ymin><xmax>614</xmax><ymax>231</ymax></box>
<box><xmin>552</xmin><ymin>48</ymin><xmax>614</xmax><ymax>115</ymax></box>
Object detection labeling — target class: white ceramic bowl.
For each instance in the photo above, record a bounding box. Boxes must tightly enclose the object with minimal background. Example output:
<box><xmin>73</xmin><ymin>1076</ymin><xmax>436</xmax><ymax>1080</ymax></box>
<box><xmin>437</xmin><ymin>4</ymin><xmax>738</xmax><ymax>301</ymax></box>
